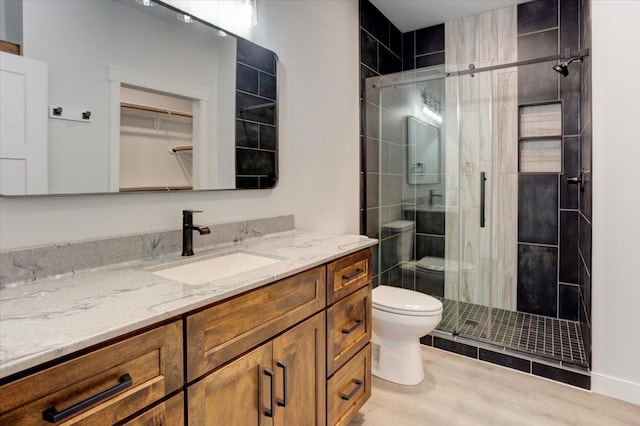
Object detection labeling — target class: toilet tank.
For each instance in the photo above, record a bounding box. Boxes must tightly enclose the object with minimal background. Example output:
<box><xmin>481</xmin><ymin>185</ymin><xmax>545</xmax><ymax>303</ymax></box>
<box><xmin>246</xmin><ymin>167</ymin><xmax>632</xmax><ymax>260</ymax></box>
<box><xmin>381</xmin><ymin>220</ymin><xmax>414</xmax><ymax>263</ymax></box>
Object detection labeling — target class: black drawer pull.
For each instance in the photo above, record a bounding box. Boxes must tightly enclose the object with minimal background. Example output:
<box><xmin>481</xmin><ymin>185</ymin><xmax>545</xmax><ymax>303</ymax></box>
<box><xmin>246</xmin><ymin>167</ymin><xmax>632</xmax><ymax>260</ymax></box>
<box><xmin>42</xmin><ymin>373</ymin><xmax>133</xmax><ymax>423</ymax></box>
<box><xmin>277</xmin><ymin>361</ymin><xmax>287</xmax><ymax>407</ymax></box>
<box><xmin>264</xmin><ymin>368</ymin><xmax>275</xmax><ymax>418</ymax></box>
<box><xmin>340</xmin><ymin>379</ymin><xmax>363</xmax><ymax>401</ymax></box>
<box><xmin>341</xmin><ymin>319</ymin><xmax>364</xmax><ymax>335</ymax></box>
<box><xmin>342</xmin><ymin>268</ymin><xmax>365</xmax><ymax>281</ymax></box>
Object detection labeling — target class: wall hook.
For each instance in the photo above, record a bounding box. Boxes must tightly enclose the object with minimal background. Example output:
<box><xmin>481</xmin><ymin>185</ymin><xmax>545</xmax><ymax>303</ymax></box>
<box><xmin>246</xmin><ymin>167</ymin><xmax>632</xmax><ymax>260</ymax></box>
<box><xmin>53</xmin><ymin>107</ymin><xmax>63</xmax><ymax>116</ymax></box>
<box><xmin>82</xmin><ymin>111</ymin><xmax>91</xmax><ymax>120</ymax></box>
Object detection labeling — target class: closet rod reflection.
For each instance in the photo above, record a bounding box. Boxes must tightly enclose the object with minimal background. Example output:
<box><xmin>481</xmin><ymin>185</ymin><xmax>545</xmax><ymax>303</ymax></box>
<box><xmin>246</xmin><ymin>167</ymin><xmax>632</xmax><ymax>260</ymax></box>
<box><xmin>121</xmin><ymin>102</ymin><xmax>193</xmax><ymax>118</ymax></box>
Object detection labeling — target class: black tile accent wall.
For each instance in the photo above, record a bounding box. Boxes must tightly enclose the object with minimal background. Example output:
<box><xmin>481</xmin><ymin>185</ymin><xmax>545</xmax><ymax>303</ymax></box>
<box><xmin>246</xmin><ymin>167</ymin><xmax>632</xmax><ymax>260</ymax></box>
<box><xmin>360</xmin><ymin>0</ymin><xmax>403</xmax><ymax>242</ymax></box>
<box><xmin>429</xmin><ymin>334</ymin><xmax>590</xmax><ymax>389</ymax></box>
<box><xmin>560</xmin><ymin>137</ymin><xmax>579</xmax><ymax>209</ymax></box>
<box><xmin>235</xmin><ymin>39</ymin><xmax>278</xmax><ymax>189</ymax></box>
<box><xmin>415</xmin><ymin>272</ymin><xmax>444</xmax><ymax>297</ymax></box>
<box><xmin>360</xmin><ymin>0</ymin><xmax>390</xmax><ymax>47</ymax></box>
<box><xmin>479</xmin><ymin>349</ymin><xmax>531</xmax><ymax>373</ymax></box>
<box><xmin>403</xmin><ymin>24</ymin><xmax>445</xmax><ymax>71</ymax></box>
<box><xmin>236</xmin><ymin>120</ymin><xmax>259</xmax><ymax>148</ymax></box>
<box><xmin>433</xmin><ymin>337</ymin><xmax>478</xmax><ymax>359</ymax></box>
<box><xmin>259</xmin><ymin>125</ymin><xmax>276</xmax><ymax>151</ymax></box>
<box><xmin>360</xmin><ymin>29</ymin><xmax>378</xmax><ymax>71</ymax></box>
<box><xmin>415</xmin><ymin>24</ymin><xmax>445</xmax><ymax>55</ymax></box>
<box><xmin>236</xmin><ymin>148</ymin><xmax>275</xmax><ymax>176</ymax></box>
<box><xmin>518</xmin><ymin>0</ymin><xmax>558</xmax><ymax>34</ymax></box>
<box><xmin>402</xmin><ymin>32</ymin><xmax>414</xmax><ymax>71</ymax></box>
<box><xmin>416</xmin><ymin>52</ymin><xmax>446</xmax><ymax>69</ymax></box>
<box><xmin>408</xmin><ymin>210</ymin><xmax>445</xmax><ymax>235</ymax></box>
<box><xmin>579</xmin><ymin>214</ymin><xmax>591</xmax><ymax>273</ymax></box>
<box><xmin>379</xmin><ymin>45</ymin><xmax>402</xmax><ymax>75</ymax></box>
<box><xmin>531</xmin><ymin>362</ymin><xmax>590</xmax><ymax>389</ymax></box>
<box><xmin>559</xmin><ymin>211</ymin><xmax>580</xmax><ymax>283</ymax></box>
<box><xmin>416</xmin><ymin>234</ymin><xmax>445</xmax><ymax>259</ymax></box>
<box><xmin>518</xmin><ymin>30</ymin><xmax>559</xmax><ymax>104</ymax></box>
<box><xmin>518</xmin><ymin>244</ymin><xmax>558</xmax><ymax>316</ymax></box>
<box><xmin>236</xmin><ymin>63</ymin><xmax>259</xmax><ymax>94</ymax></box>
<box><xmin>518</xmin><ymin>174</ymin><xmax>558</xmax><ymax>245</ymax></box>
<box><xmin>236</xmin><ymin>38</ymin><xmax>276</xmax><ymax>75</ymax></box>
<box><xmin>559</xmin><ymin>283</ymin><xmax>580</xmax><ymax>321</ymax></box>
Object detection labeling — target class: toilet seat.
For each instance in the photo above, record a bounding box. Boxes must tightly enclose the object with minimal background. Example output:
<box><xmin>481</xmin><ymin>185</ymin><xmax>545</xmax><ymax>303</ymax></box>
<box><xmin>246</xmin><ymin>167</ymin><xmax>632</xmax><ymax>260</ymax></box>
<box><xmin>373</xmin><ymin>285</ymin><xmax>442</xmax><ymax>316</ymax></box>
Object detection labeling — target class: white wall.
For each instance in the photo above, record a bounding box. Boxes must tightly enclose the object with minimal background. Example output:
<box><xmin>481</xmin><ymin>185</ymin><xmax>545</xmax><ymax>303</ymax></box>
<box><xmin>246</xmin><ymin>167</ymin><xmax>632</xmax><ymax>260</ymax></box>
<box><xmin>591</xmin><ymin>0</ymin><xmax>640</xmax><ymax>406</ymax></box>
<box><xmin>0</xmin><ymin>0</ymin><xmax>361</xmax><ymax>249</ymax></box>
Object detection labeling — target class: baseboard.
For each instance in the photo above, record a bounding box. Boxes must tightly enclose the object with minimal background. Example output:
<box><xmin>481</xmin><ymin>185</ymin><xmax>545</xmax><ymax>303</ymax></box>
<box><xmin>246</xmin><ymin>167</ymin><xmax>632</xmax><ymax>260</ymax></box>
<box><xmin>591</xmin><ymin>372</ymin><xmax>640</xmax><ymax>406</ymax></box>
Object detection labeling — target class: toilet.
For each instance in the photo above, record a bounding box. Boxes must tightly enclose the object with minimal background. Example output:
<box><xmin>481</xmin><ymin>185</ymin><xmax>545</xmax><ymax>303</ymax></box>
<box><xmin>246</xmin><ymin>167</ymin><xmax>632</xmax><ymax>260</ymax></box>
<box><xmin>372</xmin><ymin>285</ymin><xmax>443</xmax><ymax>385</ymax></box>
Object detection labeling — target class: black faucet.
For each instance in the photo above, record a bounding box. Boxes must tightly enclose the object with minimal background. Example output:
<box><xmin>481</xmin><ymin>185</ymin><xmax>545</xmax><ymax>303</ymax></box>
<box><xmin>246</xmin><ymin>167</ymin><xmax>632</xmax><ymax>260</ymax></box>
<box><xmin>182</xmin><ymin>210</ymin><xmax>211</xmax><ymax>256</ymax></box>
<box><xmin>429</xmin><ymin>189</ymin><xmax>442</xmax><ymax>207</ymax></box>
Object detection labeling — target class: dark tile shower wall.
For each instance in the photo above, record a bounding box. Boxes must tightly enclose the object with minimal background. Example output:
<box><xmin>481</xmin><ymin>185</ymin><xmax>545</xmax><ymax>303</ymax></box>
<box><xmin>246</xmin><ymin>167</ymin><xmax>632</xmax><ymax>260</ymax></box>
<box><xmin>235</xmin><ymin>38</ymin><xmax>277</xmax><ymax>189</ymax></box>
<box><xmin>360</xmin><ymin>0</ymin><xmax>448</xmax><ymax>288</ymax></box>
<box><xmin>516</xmin><ymin>0</ymin><xmax>584</xmax><ymax>323</ymax></box>
<box><xmin>402</xmin><ymin>24</ymin><xmax>446</xmax><ymax>70</ymax></box>
<box><xmin>359</xmin><ymin>0</ymin><xmax>403</xmax><ymax>285</ymax></box>
<box><xmin>578</xmin><ymin>0</ymin><xmax>592</xmax><ymax>365</ymax></box>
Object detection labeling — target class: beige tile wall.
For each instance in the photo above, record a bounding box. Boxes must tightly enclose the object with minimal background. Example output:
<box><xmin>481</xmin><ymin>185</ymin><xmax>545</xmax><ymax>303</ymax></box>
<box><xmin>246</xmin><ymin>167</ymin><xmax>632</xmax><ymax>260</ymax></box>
<box><xmin>444</xmin><ymin>6</ymin><xmax>518</xmax><ymax>310</ymax></box>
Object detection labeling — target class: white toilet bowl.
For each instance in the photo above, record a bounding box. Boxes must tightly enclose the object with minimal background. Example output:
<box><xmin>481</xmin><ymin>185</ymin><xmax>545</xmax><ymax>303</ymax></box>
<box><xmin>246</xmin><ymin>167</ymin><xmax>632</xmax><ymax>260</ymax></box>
<box><xmin>372</xmin><ymin>285</ymin><xmax>443</xmax><ymax>385</ymax></box>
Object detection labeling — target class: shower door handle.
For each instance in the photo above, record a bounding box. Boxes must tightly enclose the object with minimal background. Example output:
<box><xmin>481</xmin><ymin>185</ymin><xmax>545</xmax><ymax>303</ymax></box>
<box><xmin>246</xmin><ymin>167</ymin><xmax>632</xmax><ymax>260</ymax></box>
<box><xmin>480</xmin><ymin>172</ymin><xmax>486</xmax><ymax>228</ymax></box>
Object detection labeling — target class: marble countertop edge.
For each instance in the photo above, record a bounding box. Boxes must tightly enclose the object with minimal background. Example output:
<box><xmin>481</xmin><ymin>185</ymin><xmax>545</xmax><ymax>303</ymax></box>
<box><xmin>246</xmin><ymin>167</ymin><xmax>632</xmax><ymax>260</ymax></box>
<box><xmin>0</xmin><ymin>231</ymin><xmax>377</xmax><ymax>380</ymax></box>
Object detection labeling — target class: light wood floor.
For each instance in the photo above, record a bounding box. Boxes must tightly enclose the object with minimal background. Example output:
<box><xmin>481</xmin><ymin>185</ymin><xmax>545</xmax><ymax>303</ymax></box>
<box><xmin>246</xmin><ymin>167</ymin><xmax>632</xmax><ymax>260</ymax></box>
<box><xmin>351</xmin><ymin>346</ymin><xmax>640</xmax><ymax>425</ymax></box>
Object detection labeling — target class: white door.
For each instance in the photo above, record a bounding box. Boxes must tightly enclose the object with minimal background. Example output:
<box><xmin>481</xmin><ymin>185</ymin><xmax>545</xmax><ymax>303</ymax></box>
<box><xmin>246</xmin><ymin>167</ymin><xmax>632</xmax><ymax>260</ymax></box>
<box><xmin>0</xmin><ymin>52</ymin><xmax>48</xmax><ymax>195</ymax></box>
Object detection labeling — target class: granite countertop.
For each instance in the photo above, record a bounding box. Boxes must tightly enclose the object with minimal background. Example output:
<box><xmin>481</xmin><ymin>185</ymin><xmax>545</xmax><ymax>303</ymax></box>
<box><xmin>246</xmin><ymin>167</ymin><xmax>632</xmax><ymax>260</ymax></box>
<box><xmin>0</xmin><ymin>231</ymin><xmax>377</xmax><ymax>379</ymax></box>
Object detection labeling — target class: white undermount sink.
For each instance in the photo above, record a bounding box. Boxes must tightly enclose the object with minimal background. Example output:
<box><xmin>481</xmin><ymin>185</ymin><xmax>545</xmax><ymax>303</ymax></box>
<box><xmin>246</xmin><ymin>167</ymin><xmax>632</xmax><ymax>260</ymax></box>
<box><xmin>152</xmin><ymin>252</ymin><xmax>281</xmax><ymax>285</ymax></box>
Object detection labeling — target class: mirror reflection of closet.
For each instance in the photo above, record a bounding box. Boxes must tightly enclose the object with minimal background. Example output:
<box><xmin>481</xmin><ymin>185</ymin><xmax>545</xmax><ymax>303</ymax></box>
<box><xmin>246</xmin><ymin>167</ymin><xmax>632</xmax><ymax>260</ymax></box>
<box><xmin>119</xmin><ymin>87</ymin><xmax>194</xmax><ymax>192</ymax></box>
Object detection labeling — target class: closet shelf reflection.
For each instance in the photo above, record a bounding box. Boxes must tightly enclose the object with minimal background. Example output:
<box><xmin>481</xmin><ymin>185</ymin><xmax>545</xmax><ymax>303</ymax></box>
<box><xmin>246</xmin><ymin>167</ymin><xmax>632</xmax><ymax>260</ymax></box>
<box><xmin>121</xmin><ymin>102</ymin><xmax>193</xmax><ymax>118</ymax></box>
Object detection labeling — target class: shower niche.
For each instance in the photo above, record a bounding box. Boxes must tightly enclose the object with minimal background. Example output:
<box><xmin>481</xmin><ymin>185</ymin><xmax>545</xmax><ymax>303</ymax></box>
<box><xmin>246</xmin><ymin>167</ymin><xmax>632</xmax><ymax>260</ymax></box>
<box><xmin>518</xmin><ymin>102</ymin><xmax>562</xmax><ymax>173</ymax></box>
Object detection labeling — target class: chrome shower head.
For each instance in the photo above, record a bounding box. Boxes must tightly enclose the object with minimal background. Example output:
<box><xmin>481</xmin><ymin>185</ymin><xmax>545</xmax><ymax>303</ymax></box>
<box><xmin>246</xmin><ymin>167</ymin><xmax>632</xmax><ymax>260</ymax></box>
<box><xmin>553</xmin><ymin>57</ymin><xmax>582</xmax><ymax>77</ymax></box>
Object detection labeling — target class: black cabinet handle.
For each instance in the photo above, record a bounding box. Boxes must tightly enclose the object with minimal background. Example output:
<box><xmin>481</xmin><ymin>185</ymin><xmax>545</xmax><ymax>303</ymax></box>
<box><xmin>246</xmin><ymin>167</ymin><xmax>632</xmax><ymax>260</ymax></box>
<box><xmin>480</xmin><ymin>171</ymin><xmax>486</xmax><ymax>228</ymax></box>
<box><xmin>276</xmin><ymin>361</ymin><xmax>287</xmax><ymax>407</ymax></box>
<box><xmin>340</xmin><ymin>379</ymin><xmax>363</xmax><ymax>401</ymax></box>
<box><xmin>264</xmin><ymin>368</ymin><xmax>275</xmax><ymax>418</ymax></box>
<box><xmin>42</xmin><ymin>373</ymin><xmax>133</xmax><ymax>423</ymax></box>
<box><xmin>341</xmin><ymin>319</ymin><xmax>364</xmax><ymax>335</ymax></box>
<box><xmin>342</xmin><ymin>268</ymin><xmax>365</xmax><ymax>281</ymax></box>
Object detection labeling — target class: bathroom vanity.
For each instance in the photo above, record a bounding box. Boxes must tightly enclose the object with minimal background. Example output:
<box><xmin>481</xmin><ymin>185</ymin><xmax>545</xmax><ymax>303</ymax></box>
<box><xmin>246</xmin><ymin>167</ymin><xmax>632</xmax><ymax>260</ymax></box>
<box><xmin>0</xmin><ymin>230</ymin><xmax>375</xmax><ymax>425</ymax></box>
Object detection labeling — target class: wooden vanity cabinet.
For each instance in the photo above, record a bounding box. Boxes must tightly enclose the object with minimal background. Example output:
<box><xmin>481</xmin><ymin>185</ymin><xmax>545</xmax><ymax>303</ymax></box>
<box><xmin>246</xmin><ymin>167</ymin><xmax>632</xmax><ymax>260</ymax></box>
<box><xmin>186</xmin><ymin>266</ymin><xmax>326</xmax><ymax>382</ymax></box>
<box><xmin>326</xmin><ymin>248</ymin><xmax>373</xmax><ymax>426</ymax></box>
<box><xmin>0</xmin><ymin>321</ymin><xmax>183</xmax><ymax>425</ymax></box>
<box><xmin>188</xmin><ymin>312</ymin><xmax>326</xmax><ymax>425</ymax></box>
<box><xmin>0</xmin><ymin>247</ymin><xmax>373</xmax><ymax>425</ymax></box>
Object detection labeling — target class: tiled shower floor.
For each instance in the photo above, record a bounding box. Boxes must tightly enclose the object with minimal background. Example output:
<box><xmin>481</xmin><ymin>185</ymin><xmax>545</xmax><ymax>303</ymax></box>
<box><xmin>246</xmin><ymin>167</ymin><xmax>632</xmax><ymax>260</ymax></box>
<box><xmin>438</xmin><ymin>298</ymin><xmax>588</xmax><ymax>367</ymax></box>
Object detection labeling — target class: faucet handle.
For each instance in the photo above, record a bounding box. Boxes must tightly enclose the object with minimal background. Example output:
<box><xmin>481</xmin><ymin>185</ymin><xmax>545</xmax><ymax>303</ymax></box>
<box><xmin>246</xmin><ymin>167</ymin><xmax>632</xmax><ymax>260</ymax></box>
<box><xmin>183</xmin><ymin>209</ymin><xmax>203</xmax><ymax>215</ymax></box>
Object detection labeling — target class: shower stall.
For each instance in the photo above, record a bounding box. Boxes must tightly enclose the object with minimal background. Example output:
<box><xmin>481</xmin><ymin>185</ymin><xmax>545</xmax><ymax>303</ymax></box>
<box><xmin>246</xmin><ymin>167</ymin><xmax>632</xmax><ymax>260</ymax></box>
<box><xmin>365</xmin><ymin>51</ymin><xmax>589</xmax><ymax>369</ymax></box>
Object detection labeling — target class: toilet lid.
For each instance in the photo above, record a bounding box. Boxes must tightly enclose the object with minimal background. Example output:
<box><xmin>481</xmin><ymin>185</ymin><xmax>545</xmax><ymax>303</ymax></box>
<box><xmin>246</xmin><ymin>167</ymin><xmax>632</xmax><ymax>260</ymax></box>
<box><xmin>415</xmin><ymin>256</ymin><xmax>473</xmax><ymax>272</ymax></box>
<box><xmin>373</xmin><ymin>285</ymin><xmax>443</xmax><ymax>316</ymax></box>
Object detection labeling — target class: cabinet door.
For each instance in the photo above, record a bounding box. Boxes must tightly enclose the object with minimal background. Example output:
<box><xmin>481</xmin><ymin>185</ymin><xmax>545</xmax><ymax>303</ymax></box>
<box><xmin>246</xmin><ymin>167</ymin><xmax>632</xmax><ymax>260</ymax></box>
<box><xmin>188</xmin><ymin>342</ymin><xmax>274</xmax><ymax>426</ymax></box>
<box><xmin>187</xmin><ymin>266</ymin><xmax>326</xmax><ymax>381</ymax></box>
<box><xmin>273</xmin><ymin>312</ymin><xmax>326</xmax><ymax>426</ymax></box>
<box><xmin>122</xmin><ymin>393</ymin><xmax>183</xmax><ymax>425</ymax></box>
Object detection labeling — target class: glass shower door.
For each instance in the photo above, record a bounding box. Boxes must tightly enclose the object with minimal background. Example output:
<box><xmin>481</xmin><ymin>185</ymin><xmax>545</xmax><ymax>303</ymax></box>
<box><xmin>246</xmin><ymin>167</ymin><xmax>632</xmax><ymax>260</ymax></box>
<box><xmin>445</xmin><ymin>64</ymin><xmax>494</xmax><ymax>339</ymax></box>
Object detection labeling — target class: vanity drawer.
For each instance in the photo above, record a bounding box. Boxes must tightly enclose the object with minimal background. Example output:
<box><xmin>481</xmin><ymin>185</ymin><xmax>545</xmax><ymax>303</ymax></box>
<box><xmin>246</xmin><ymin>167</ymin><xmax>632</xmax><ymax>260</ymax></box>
<box><xmin>327</xmin><ymin>344</ymin><xmax>371</xmax><ymax>426</ymax></box>
<box><xmin>186</xmin><ymin>266</ymin><xmax>326</xmax><ymax>381</ymax></box>
<box><xmin>0</xmin><ymin>321</ymin><xmax>183</xmax><ymax>425</ymax></box>
<box><xmin>327</xmin><ymin>285</ymin><xmax>372</xmax><ymax>375</ymax></box>
<box><xmin>122</xmin><ymin>393</ymin><xmax>184</xmax><ymax>425</ymax></box>
<box><xmin>327</xmin><ymin>249</ymin><xmax>372</xmax><ymax>305</ymax></box>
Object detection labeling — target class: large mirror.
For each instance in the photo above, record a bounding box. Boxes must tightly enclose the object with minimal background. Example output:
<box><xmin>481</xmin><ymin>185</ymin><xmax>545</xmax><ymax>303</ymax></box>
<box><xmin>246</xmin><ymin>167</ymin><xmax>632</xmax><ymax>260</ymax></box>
<box><xmin>407</xmin><ymin>116</ymin><xmax>440</xmax><ymax>185</ymax></box>
<box><xmin>0</xmin><ymin>0</ymin><xmax>278</xmax><ymax>196</ymax></box>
